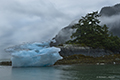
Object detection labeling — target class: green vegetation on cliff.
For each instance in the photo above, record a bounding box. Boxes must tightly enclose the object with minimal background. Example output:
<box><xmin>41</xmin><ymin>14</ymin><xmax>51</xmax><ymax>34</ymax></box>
<box><xmin>55</xmin><ymin>54</ymin><xmax>120</xmax><ymax>65</ymax></box>
<box><xmin>66</xmin><ymin>11</ymin><xmax>120</xmax><ymax>52</ymax></box>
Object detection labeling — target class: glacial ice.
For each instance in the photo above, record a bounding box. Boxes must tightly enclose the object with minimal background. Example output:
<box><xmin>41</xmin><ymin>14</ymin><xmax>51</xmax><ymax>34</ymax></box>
<box><xmin>6</xmin><ymin>40</ymin><xmax>63</xmax><ymax>67</ymax></box>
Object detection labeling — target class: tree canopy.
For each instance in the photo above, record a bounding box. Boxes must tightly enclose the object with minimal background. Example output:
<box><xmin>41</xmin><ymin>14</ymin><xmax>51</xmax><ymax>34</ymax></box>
<box><xmin>67</xmin><ymin>11</ymin><xmax>120</xmax><ymax>52</ymax></box>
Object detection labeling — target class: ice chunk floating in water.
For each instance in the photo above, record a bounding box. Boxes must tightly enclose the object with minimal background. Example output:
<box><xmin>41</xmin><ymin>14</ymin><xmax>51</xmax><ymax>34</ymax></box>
<box><xmin>6</xmin><ymin>41</ymin><xmax>63</xmax><ymax>67</ymax></box>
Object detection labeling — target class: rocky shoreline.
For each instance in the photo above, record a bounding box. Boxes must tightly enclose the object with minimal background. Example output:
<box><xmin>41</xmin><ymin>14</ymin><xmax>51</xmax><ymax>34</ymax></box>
<box><xmin>54</xmin><ymin>45</ymin><xmax>120</xmax><ymax>65</ymax></box>
<box><xmin>1</xmin><ymin>53</ymin><xmax>120</xmax><ymax>66</ymax></box>
<box><xmin>1</xmin><ymin>46</ymin><xmax>120</xmax><ymax>66</ymax></box>
<box><xmin>0</xmin><ymin>61</ymin><xmax>12</xmax><ymax>66</ymax></box>
<box><xmin>54</xmin><ymin>54</ymin><xmax>120</xmax><ymax>65</ymax></box>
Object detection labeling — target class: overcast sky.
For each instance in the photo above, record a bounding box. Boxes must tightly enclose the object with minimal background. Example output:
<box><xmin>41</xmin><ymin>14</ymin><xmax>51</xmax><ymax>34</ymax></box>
<box><xmin>0</xmin><ymin>0</ymin><xmax>120</xmax><ymax>59</ymax></box>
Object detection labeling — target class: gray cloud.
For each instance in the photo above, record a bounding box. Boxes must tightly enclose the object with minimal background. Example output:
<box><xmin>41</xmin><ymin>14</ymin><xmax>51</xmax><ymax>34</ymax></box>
<box><xmin>0</xmin><ymin>0</ymin><xmax>120</xmax><ymax>59</ymax></box>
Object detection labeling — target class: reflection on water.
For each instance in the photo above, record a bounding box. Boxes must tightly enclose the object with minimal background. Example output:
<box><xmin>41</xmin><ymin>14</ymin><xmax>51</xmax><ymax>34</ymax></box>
<box><xmin>11</xmin><ymin>67</ymin><xmax>62</xmax><ymax>80</ymax></box>
<box><xmin>0</xmin><ymin>65</ymin><xmax>120</xmax><ymax>80</ymax></box>
<box><xmin>58</xmin><ymin>65</ymin><xmax>120</xmax><ymax>80</ymax></box>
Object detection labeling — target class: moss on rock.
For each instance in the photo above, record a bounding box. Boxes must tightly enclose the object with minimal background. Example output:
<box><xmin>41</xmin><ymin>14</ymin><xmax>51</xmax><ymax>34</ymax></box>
<box><xmin>54</xmin><ymin>54</ymin><xmax>120</xmax><ymax>65</ymax></box>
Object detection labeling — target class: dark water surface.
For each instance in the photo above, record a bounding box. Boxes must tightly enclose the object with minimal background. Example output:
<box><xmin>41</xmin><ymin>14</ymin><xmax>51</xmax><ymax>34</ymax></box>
<box><xmin>0</xmin><ymin>64</ymin><xmax>120</xmax><ymax>80</ymax></box>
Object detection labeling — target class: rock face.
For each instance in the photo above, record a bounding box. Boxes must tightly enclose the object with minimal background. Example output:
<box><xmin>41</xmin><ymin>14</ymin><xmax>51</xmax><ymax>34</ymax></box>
<box><xmin>0</xmin><ymin>61</ymin><xmax>12</xmax><ymax>66</ymax></box>
<box><xmin>59</xmin><ymin>45</ymin><xmax>113</xmax><ymax>57</ymax></box>
<box><xmin>52</xmin><ymin>3</ymin><xmax>120</xmax><ymax>45</ymax></box>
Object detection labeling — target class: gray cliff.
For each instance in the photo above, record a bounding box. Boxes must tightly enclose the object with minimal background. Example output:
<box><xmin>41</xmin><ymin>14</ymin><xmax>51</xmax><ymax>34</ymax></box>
<box><xmin>59</xmin><ymin>45</ymin><xmax>114</xmax><ymax>57</ymax></box>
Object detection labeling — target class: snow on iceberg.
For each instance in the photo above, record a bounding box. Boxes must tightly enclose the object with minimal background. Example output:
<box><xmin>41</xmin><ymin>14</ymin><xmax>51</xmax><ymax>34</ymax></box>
<box><xmin>6</xmin><ymin>41</ymin><xmax>63</xmax><ymax>67</ymax></box>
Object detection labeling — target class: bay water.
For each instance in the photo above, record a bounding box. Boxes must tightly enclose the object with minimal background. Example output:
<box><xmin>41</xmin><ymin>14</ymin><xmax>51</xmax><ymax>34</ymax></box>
<box><xmin>0</xmin><ymin>64</ymin><xmax>120</xmax><ymax>80</ymax></box>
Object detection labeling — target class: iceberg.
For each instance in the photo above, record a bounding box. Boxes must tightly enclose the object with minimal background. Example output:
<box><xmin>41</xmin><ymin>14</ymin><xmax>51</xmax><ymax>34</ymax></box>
<box><xmin>6</xmin><ymin>40</ymin><xmax>63</xmax><ymax>67</ymax></box>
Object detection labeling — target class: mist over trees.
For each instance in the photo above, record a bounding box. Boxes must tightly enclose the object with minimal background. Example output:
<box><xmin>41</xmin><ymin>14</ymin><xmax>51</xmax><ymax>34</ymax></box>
<box><xmin>67</xmin><ymin>11</ymin><xmax>120</xmax><ymax>52</ymax></box>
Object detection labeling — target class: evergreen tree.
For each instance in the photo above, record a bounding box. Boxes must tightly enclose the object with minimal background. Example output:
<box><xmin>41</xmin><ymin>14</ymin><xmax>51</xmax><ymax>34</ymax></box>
<box><xmin>67</xmin><ymin>11</ymin><xmax>120</xmax><ymax>52</ymax></box>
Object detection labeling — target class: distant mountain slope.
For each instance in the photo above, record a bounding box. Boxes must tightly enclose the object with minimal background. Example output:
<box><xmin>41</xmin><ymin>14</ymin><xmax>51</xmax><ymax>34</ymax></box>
<box><xmin>100</xmin><ymin>3</ymin><xmax>120</xmax><ymax>37</ymax></box>
<box><xmin>100</xmin><ymin>3</ymin><xmax>120</xmax><ymax>16</ymax></box>
<box><xmin>52</xmin><ymin>3</ymin><xmax>120</xmax><ymax>45</ymax></box>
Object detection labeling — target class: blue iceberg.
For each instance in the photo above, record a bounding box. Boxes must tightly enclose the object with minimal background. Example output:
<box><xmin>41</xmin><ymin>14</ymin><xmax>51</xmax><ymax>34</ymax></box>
<box><xmin>6</xmin><ymin>41</ymin><xmax>63</xmax><ymax>67</ymax></box>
